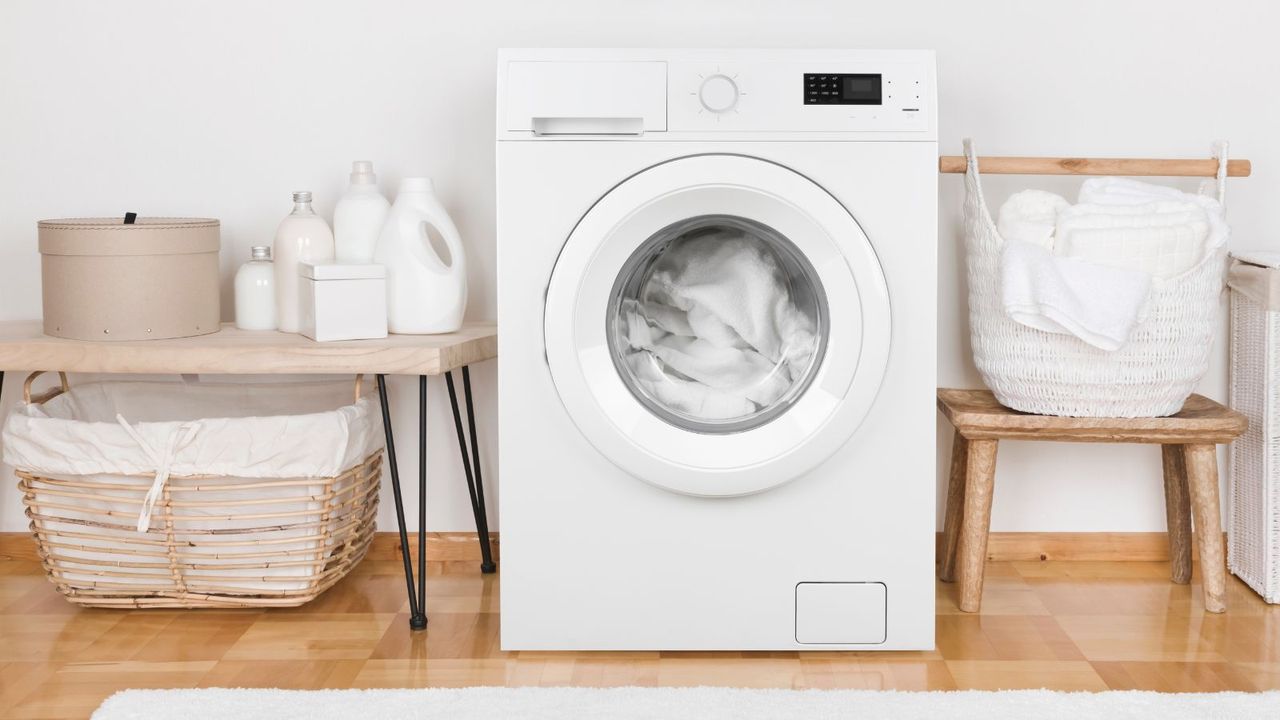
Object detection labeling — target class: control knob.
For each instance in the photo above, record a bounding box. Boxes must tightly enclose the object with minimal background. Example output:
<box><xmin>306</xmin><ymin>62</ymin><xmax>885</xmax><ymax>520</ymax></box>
<box><xmin>698</xmin><ymin>74</ymin><xmax>740</xmax><ymax>113</ymax></box>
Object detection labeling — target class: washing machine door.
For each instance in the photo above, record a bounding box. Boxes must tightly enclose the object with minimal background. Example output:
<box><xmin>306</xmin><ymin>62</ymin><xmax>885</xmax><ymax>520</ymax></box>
<box><xmin>544</xmin><ymin>154</ymin><xmax>890</xmax><ymax>497</ymax></box>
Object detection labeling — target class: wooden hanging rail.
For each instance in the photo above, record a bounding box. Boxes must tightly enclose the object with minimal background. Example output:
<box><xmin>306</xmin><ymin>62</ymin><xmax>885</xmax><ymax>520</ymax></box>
<box><xmin>938</xmin><ymin>155</ymin><xmax>1252</xmax><ymax>178</ymax></box>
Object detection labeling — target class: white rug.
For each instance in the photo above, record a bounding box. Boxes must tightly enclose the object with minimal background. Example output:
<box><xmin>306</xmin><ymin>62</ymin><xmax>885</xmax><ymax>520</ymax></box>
<box><xmin>92</xmin><ymin>686</ymin><xmax>1280</xmax><ymax>719</ymax></box>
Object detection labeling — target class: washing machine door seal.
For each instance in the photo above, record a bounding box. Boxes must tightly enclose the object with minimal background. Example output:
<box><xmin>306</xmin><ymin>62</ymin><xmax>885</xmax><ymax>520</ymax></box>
<box><xmin>544</xmin><ymin>154</ymin><xmax>890</xmax><ymax>497</ymax></box>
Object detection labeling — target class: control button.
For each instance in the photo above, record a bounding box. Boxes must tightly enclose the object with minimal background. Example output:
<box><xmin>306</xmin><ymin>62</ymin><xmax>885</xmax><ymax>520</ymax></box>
<box><xmin>699</xmin><ymin>73</ymin><xmax>739</xmax><ymax>113</ymax></box>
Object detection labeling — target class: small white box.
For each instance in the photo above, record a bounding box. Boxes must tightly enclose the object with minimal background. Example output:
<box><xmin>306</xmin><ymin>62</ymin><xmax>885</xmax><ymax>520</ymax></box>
<box><xmin>298</xmin><ymin>263</ymin><xmax>388</xmax><ymax>342</ymax></box>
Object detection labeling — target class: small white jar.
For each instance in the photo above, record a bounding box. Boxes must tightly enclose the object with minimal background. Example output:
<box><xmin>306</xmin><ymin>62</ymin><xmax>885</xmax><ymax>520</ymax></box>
<box><xmin>298</xmin><ymin>262</ymin><xmax>388</xmax><ymax>342</ymax></box>
<box><xmin>234</xmin><ymin>246</ymin><xmax>277</xmax><ymax>330</ymax></box>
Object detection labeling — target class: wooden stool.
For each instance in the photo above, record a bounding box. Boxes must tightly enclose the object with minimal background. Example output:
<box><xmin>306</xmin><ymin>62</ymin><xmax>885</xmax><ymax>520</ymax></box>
<box><xmin>936</xmin><ymin>389</ymin><xmax>1247</xmax><ymax>614</ymax></box>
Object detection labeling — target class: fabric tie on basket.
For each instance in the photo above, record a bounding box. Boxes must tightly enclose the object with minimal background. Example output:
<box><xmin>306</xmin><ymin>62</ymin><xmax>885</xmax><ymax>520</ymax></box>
<box><xmin>114</xmin><ymin>414</ymin><xmax>203</xmax><ymax>532</ymax></box>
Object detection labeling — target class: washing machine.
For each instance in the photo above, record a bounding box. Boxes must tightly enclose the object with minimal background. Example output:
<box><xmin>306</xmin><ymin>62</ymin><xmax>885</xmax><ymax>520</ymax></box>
<box><xmin>496</xmin><ymin>49</ymin><xmax>937</xmax><ymax>651</ymax></box>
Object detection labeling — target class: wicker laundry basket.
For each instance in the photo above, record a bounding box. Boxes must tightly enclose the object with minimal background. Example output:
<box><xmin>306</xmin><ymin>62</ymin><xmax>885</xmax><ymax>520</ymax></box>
<box><xmin>1228</xmin><ymin>253</ymin><xmax>1280</xmax><ymax>603</ymax></box>
<box><xmin>4</xmin><ymin>374</ymin><xmax>383</xmax><ymax>609</ymax></box>
<box><xmin>962</xmin><ymin>139</ymin><xmax>1230</xmax><ymax>417</ymax></box>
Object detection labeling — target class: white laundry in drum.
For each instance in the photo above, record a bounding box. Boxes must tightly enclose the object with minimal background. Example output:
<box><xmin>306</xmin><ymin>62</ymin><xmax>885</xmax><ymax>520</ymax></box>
<box><xmin>619</xmin><ymin>228</ymin><xmax>818</xmax><ymax>421</ymax></box>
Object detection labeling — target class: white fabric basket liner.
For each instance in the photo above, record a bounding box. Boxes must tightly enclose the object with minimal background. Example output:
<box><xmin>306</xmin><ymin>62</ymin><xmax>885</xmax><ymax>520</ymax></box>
<box><xmin>3</xmin><ymin>379</ymin><xmax>383</xmax><ymax>593</ymax></box>
<box><xmin>3</xmin><ymin>379</ymin><xmax>382</xmax><ymax>478</ymax></box>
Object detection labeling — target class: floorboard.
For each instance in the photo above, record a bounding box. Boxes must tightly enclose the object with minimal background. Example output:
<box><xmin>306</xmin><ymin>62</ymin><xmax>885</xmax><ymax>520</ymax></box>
<box><xmin>1</xmin><ymin>555</ymin><xmax>1277</xmax><ymax>718</ymax></box>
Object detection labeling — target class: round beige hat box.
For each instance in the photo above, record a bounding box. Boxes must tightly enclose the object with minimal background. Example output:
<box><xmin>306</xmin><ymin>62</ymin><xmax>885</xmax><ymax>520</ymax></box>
<box><xmin>38</xmin><ymin>217</ymin><xmax>221</xmax><ymax>341</ymax></box>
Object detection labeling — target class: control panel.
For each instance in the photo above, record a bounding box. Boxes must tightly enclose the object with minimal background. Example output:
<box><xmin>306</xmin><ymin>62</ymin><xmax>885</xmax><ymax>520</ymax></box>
<box><xmin>499</xmin><ymin>50</ymin><xmax>936</xmax><ymax>139</ymax></box>
<box><xmin>668</xmin><ymin>60</ymin><xmax>931</xmax><ymax>134</ymax></box>
<box><xmin>804</xmin><ymin>73</ymin><xmax>882</xmax><ymax>105</ymax></box>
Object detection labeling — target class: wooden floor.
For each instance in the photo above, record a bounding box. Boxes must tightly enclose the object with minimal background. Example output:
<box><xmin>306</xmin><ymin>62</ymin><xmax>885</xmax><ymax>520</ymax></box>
<box><xmin>2</xmin><ymin>554</ymin><xmax>1278</xmax><ymax>719</ymax></box>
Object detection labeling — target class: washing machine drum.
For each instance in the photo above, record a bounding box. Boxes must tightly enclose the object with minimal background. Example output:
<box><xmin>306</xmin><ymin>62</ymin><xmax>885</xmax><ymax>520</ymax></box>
<box><xmin>544</xmin><ymin>154</ymin><xmax>890</xmax><ymax>497</ymax></box>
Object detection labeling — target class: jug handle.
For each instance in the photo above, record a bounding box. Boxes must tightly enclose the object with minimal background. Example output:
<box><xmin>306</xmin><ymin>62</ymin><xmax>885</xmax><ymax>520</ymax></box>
<box><xmin>404</xmin><ymin>211</ymin><xmax>466</xmax><ymax>277</ymax></box>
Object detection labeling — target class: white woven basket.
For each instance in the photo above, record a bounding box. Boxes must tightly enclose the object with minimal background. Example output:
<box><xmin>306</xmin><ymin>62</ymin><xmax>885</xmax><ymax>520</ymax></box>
<box><xmin>962</xmin><ymin>139</ymin><xmax>1229</xmax><ymax>417</ymax></box>
<box><xmin>1228</xmin><ymin>255</ymin><xmax>1280</xmax><ymax>603</ymax></box>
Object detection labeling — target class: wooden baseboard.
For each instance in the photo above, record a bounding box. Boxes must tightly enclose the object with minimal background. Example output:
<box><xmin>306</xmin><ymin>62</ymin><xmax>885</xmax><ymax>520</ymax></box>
<box><xmin>936</xmin><ymin>531</ymin><xmax>1227</xmax><ymax>562</ymax></box>
<box><xmin>1</xmin><ymin>531</ymin><xmax>1221</xmax><ymax>565</ymax></box>
<box><xmin>366</xmin><ymin>532</ymin><xmax>500</xmax><ymax>563</ymax></box>
<box><xmin>0</xmin><ymin>531</ymin><xmax>499</xmax><ymax>564</ymax></box>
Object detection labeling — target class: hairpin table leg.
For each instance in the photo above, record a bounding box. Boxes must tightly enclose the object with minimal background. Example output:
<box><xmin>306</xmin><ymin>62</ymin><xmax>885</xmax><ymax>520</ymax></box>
<box><xmin>446</xmin><ymin>366</ymin><xmax>496</xmax><ymax>573</ymax></box>
<box><xmin>416</xmin><ymin>375</ymin><xmax>428</xmax><ymax>617</ymax></box>
<box><xmin>377</xmin><ymin>374</ymin><xmax>427</xmax><ymax>630</ymax></box>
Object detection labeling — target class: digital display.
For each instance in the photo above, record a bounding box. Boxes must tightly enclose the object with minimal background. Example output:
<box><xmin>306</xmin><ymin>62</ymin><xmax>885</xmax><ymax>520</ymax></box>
<box><xmin>805</xmin><ymin>73</ymin><xmax>882</xmax><ymax>105</ymax></box>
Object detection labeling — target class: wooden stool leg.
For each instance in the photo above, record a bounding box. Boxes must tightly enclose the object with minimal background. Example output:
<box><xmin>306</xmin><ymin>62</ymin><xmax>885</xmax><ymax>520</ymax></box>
<box><xmin>1184</xmin><ymin>444</ymin><xmax>1226</xmax><ymax>613</ymax></box>
<box><xmin>939</xmin><ymin>430</ymin><xmax>969</xmax><ymax>582</ymax></box>
<box><xmin>1160</xmin><ymin>444</ymin><xmax>1193</xmax><ymax>585</ymax></box>
<box><xmin>954</xmin><ymin>439</ymin><xmax>998</xmax><ymax>613</ymax></box>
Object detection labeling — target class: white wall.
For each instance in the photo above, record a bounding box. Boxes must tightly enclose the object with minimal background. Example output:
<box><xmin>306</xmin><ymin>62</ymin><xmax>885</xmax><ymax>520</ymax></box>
<box><xmin>1</xmin><ymin>0</ymin><xmax>1277</xmax><ymax>534</ymax></box>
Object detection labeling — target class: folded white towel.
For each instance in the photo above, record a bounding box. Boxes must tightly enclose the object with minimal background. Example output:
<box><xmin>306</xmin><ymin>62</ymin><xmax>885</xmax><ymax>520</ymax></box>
<box><xmin>1001</xmin><ymin>240</ymin><xmax>1152</xmax><ymax>351</ymax></box>
<box><xmin>1077</xmin><ymin>177</ymin><xmax>1192</xmax><ymax>205</ymax></box>
<box><xmin>1057</xmin><ymin>200</ymin><xmax>1210</xmax><ymax>279</ymax></box>
<box><xmin>1057</xmin><ymin>178</ymin><xmax>1227</xmax><ymax>279</ymax></box>
<box><xmin>997</xmin><ymin>190</ymin><xmax>1069</xmax><ymax>249</ymax></box>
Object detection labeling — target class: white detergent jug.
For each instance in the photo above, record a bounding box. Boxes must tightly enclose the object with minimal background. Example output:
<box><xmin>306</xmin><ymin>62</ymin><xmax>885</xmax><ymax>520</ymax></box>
<box><xmin>375</xmin><ymin>177</ymin><xmax>467</xmax><ymax>334</ymax></box>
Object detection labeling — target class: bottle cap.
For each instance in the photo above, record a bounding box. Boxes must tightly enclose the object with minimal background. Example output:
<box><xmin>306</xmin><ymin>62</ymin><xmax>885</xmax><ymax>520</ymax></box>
<box><xmin>292</xmin><ymin>191</ymin><xmax>312</xmax><ymax>203</ymax></box>
<box><xmin>350</xmin><ymin>161</ymin><xmax>377</xmax><ymax>184</ymax></box>
<box><xmin>251</xmin><ymin>246</ymin><xmax>272</xmax><ymax>261</ymax></box>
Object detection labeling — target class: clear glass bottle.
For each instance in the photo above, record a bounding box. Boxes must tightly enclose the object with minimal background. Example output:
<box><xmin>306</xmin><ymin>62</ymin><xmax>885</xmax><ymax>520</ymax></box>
<box><xmin>235</xmin><ymin>246</ymin><xmax>278</xmax><ymax>330</ymax></box>
<box><xmin>273</xmin><ymin>191</ymin><xmax>335</xmax><ymax>333</ymax></box>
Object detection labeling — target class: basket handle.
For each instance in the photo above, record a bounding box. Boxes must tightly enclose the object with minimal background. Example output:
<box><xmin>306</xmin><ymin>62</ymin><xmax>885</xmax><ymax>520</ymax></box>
<box><xmin>353</xmin><ymin>374</ymin><xmax>366</xmax><ymax>404</ymax></box>
<box><xmin>1207</xmin><ymin>140</ymin><xmax>1229</xmax><ymax>207</ymax></box>
<box><xmin>23</xmin><ymin>371</ymin><xmax>70</xmax><ymax>405</ymax></box>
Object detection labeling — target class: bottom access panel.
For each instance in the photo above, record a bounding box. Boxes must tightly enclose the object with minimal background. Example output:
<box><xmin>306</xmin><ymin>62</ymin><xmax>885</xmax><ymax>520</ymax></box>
<box><xmin>794</xmin><ymin>582</ymin><xmax>887</xmax><ymax>645</ymax></box>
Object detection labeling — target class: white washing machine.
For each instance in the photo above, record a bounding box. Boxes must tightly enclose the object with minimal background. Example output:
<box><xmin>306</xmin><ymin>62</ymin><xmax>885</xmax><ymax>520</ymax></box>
<box><xmin>496</xmin><ymin>49</ymin><xmax>937</xmax><ymax>650</ymax></box>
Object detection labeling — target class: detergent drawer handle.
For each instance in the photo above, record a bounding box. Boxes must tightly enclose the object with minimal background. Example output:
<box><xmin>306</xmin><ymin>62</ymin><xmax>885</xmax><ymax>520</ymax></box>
<box><xmin>531</xmin><ymin>116</ymin><xmax>645</xmax><ymax>136</ymax></box>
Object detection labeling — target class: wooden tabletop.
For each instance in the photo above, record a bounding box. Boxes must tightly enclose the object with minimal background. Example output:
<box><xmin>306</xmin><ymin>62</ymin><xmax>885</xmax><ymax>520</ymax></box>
<box><xmin>0</xmin><ymin>321</ymin><xmax>496</xmax><ymax>376</ymax></box>
<box><xmin>937</xmin><ymin>388</ymin><xmax>1248</xmax><ymax>444</ymax></box>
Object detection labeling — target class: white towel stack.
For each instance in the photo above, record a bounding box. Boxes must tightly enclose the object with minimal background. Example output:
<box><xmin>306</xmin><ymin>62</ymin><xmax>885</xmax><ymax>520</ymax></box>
<box><xmin>996</xmin><ymin>178</ymin><xmax>1227</xmax><ymax>351</ymax></box>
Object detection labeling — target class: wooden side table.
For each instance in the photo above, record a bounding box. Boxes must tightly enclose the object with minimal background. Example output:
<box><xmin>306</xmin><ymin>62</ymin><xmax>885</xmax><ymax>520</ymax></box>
<box><xmin>936</xmin><ymin>389</ymin><xmax>1247</xmax><ymax>614</ymax></box>
<box><xmin>0</xmin><ymin>320</ymin><xmax>498</xmax><ymax>631</ymax></box>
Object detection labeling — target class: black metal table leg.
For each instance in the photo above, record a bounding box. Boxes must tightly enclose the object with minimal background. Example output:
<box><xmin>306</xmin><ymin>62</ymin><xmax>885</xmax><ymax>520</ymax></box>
<box><xmin>377</xmin><ymin>374</ymin><xmax>427</xmax><ymax>630</ymax></box>
<box><xmin>446</xmin><ymin>366</ymin><xmax>496</xmax><ymax>573</ymax></box>
<box><xmin>416</xmin><ymin>375</ymin><xmax>427</xmax><ymax>619</ymax></box>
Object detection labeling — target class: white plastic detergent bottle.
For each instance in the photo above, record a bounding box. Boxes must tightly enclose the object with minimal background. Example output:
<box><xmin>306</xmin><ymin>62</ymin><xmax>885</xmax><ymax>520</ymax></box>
<box><xmin>374</xmin><ymin>177</ymin><xmax>467</xmax><ymax>334</ymax></box>
<box><xmin>333</xmin><ymin>161</ymin><xmax>390</xmax><ymax>263</ymax></box>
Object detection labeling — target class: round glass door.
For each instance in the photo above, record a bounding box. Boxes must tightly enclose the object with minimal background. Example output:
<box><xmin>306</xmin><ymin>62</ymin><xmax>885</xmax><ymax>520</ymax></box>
<box><xmin>544</xmin><ymin>154</ymin><xmax>890</xmax><ymax>497</ymax></box>
<box><xmin>608</xmin><ymin>214</ymin><xmax>828</xmax><ymax>434</ymax></box>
